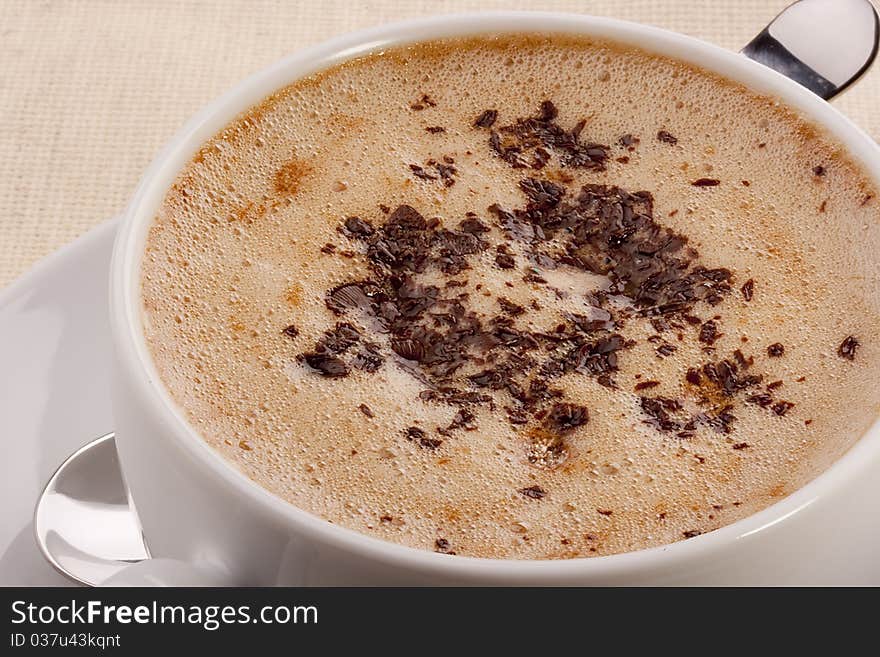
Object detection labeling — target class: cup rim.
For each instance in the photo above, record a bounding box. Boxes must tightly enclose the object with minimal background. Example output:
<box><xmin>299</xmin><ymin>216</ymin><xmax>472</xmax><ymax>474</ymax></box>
<box><xmin>110</xmin><ymin>10</ymin><xmax>880</xmax><ymax>581</ymax></box>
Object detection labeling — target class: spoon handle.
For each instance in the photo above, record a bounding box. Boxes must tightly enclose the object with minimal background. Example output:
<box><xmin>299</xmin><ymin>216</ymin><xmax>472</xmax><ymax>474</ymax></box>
<box><xmin>742</xmin><ymin>0</ymin><xmax>880</xmax><ymax>99</ymax></box>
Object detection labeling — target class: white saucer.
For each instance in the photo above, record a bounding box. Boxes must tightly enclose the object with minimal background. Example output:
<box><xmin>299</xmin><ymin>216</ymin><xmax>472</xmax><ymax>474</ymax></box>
<box><xmin>0</xmin><ymin>219</ymin><xmax>119</xmax><ymax>586</ymax></box>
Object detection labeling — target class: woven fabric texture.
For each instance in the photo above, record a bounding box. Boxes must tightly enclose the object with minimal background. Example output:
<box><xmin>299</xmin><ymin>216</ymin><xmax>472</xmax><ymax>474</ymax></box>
<box><xmin>1</xmin><ymin>0</ymin><xmax>877</xmax><ymax>287</ymax></box>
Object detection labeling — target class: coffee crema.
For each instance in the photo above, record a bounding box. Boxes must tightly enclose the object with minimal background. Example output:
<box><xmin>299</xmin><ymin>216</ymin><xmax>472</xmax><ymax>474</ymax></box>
<box><xmin>141</xmin><ymin>35</ymin><xmax>880</xmax><ymax>559</ymax></box>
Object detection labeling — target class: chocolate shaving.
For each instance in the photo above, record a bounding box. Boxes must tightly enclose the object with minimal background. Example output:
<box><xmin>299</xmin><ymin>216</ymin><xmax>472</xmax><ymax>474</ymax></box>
<box><xmin>657</xmin><ymin>130</ymin><xmax>678</xmax><ymax>145</ymax></box>
<box><xmin>745</xmin><ymin>393</ymin><xmax>773</xmax><ymax>408</ymax></box>
<box><xmin>343</xmin><ymin>216</ymin><xmax>374</xmax><ymax>237</ymax></box>
<box><xmin>352</xmin><ymin>344</ymin><xmax>384</xmax><ymax>372</ymax></box>
<box><xmin>656</xmin><ymin>343</ymin><xmax>677</xmax><ymax>357</ymax></box>
<box><xmin>406</xmin><ymin>426</ymin><xmax>442</xmax><ymax>449</ymax></box>
<box><xmin>771</xmin><ymin>401</ymin><xmax>795</xmax><ymax>416</ymax></box>
<box><xmin>438</xmin><ymin>409</ymin><xmax>477</xmax><ymax>436</ymax></box>
<box><xmin>691</xmin><ymin>178</ymin><xmax>721</xmax><ymax>187</ymax></box>
<box><xmin>640</xmin><ymin>396</ymin><xmax>687</xmax><ymax>432</ymax></box>
<box><xmin>518</xmin><ymin>485</ymin><xmax>546</xmax><ymax>499</ymax></box>
<box><xmin>409</xmin><ymin>163</ymin><xmax>436</xmax><ymax>181</ymax></box>
<box><xmin>698</xmin><ymin>320</ymin><xmax>720</xmax><ymax>345</ymax></box>
<box><xmin>732</xmin><ymin>349</ymin><xmax>753</xmax><ymax>370</ymax></box>
<box><xmin>315</xmin><ymin>322</ymin><xmax>361</xmax><ymax>354</ymax></box>
<box><xmin>410</xmin><ymin>93</ymin><xmax>436</xmax><ymax>111</ymax></box>
<box><xmin>459</xmin><ymin>215</ymin><xmax>490</xmax><ymax>234</ymax></box>
<box><xmin>520</xmin><ymin>177</ymin><xmax>564</xmax><ymax>208</ymax></box>
<box><xmin>532</xmin><ymin>147</ymin><xmax>551</xmax><ymax>169</ymax></box>
<box><xmin>434</xmin><ymin>538</ymin><xmax>455</xmax><ymax>554</ymax></box>
<box><xmin>473</xmin><ymin>109</ymin><xmax>498</xmax><ymax>128</ymax></box>
<box><xmin>545</xmin><ymin>402</ymin><xmax>589</xmax><ymax>433</ymax></box>
<box><xmin>409</xmin><ymin>159</ymin><xmax>459</xmax><ymax>187</ymax></box>
<box><xmin>326</xmin><ymin>283</ymin><xmax>372</xmax><ymax>315</ymax></box>
<box><xmin>618</xmin><ymin>133</ymin><xmax>640</xmax><ymax>149</ymax></box>
<box><xmin>837</xmin><ymin>335</ymin><xmax>860</xmax><ymax>361</ymax></box>
<box><xmin>301</xmin><ymin>353</ymin><xmax>349</xmax><ymax>378</ymax></box>
<box><xmin>702</xmin><ymin>360</ymin><xmax>761</xmax><ymax>396</ymax></box>
<box><xmin>495</xmin><ymin>252</ymin><xmax>516</xmax><ymax>269</ymax></box>
<box><xmin>391</xmin><ymin>338</ymin><xmax>425</xmax><ymax>362</ymax></box>
<box><xmin>498</xmin><ymin>297</ymin><xmax>525</xmax><ymax>316</ymax></box>
<box><xmin>740</xmin><ymin>278</ymin><xmax>754</xmax><ymax>302</ymax></box>
<box><xmin>767</xmin><ymin>343</ymin><xmax>785</xmax><ymax>357</ymax></box>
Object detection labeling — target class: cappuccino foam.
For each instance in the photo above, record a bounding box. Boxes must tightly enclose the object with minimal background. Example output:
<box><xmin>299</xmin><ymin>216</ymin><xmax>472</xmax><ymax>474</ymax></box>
<box><xmin>141</xmin><ymin>35</ymin><xmax>880</xmax><ymax>559</ymax></box>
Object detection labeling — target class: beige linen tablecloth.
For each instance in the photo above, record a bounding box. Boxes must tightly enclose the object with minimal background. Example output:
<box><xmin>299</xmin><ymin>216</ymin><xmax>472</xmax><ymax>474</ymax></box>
<box><xmin>2</xmin><ymin>0</ymin><xmax>878</xmax><ymax>288</ymax></box>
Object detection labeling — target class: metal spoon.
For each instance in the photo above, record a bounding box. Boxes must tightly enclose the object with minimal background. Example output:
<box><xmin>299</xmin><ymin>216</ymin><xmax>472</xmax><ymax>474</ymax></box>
<box><xmin>33</xmin><ymin>0</ymin><xmax>880</xmax><ymax>587</ymax></box>
<box><xmin>742</xmin><ymin>0</ymin><xmax>879</xmax><ymax>99</ymax></box>
<box><xmin>34</xmin><ymin>433</ymin><xmax>150</xmax><ymax>586</ymax></box>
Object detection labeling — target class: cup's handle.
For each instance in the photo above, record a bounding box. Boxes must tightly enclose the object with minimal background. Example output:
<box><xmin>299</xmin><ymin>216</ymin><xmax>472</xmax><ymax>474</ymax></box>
<box><xmin>742</xmin><ymin>0</ymin><xmax>879</xmax><ymax>100</ymax></box>
<box><xmin>99</xmin><ymin>558</ymin><xmax>235</xmax><ymax>587</ymax></box>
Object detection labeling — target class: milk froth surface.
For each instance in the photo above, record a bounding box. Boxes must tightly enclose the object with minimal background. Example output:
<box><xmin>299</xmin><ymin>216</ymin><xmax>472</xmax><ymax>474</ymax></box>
<box><xmin>141</xmin><ymin>35</ymin><xmax>880</xmax><ymax>559</ymax></box>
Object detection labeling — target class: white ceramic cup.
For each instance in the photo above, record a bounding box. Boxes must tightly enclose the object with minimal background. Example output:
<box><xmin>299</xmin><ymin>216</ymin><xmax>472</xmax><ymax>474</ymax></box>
<box><xmin>108</xmin><ymin>12</ymin><xmax>880</xmax><ymax>585</ymax></box>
